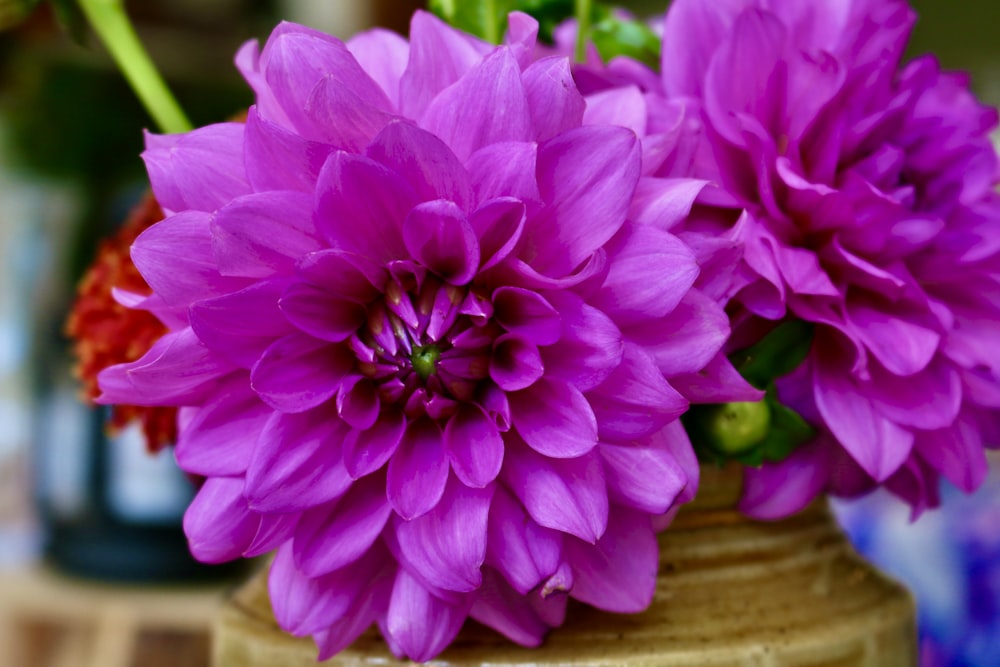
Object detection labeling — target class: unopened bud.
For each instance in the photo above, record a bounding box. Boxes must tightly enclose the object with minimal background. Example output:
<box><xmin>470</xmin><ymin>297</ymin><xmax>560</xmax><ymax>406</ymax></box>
<box><xmin>700</xmin><ymin>400</ymin><xmax>771</xmax><ymax>455</ymax></box>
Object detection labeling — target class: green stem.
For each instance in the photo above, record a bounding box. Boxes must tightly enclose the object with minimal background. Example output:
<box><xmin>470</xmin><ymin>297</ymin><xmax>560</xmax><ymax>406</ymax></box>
<box><xmin>574</xmin><ymin>0</ymin><xmax>592</xmax><ymax>63</ymax></box>
<box><xmin>76</xmin><ymin>0</ymin><xmax>191</xmax><ymax>134</ymax></box>
<box><xmin>483</xmin><ymin>0</ymin><xmax>500</xmax><ymax>44</ymax></box>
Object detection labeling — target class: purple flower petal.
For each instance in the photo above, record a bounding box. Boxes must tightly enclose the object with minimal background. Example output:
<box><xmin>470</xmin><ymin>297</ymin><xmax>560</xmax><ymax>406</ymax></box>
<box><xmin>670</xmin><ymin>352</ymin><xmax>765</xmax><ymax>403</ymax></box>
<box><xmin>315</xmin><ymin>151</ymin><xmax>415</xmax><ymax>261</ymax></box>
<box><xmin>542</xmin><ymin>291</ymin><xmax>624</xmax><ymax>392</ymax></box>
<box><xmin>600</xmin><ymin>436</ymin><xmax>687</xmax><ymax>515</ymax></box>
<box><xmin>251</xmin><ymin>333</ymin><xmax>354</xmax><ymax>412</ymax></box>
<box><xmin>298</xmin><ymin>74</ymin><xmax>394</xmax><ymax>151</ymax></box>
<box><xmin>279</xmin><ymin>282</ymin><xmax>367</xmax><ymax>343</ymax></box>
<box><xmin>624</xmin><ymin>290</ymin><xmax>730</xmax><ymax>376</ymax></box>
<box><xmin>175</xmin><ymin>374</ymin><xmax>271</xmax><ymax>476</ymax></box>
<box><xmin>243</xmin><ymin>107</ymin><xmax>335</xmax><ymax>192</ymax></box>
<box><xmin>444</xmin><ymin>405</ymin><xmax>504</xmax><ymax>488</ymax></box>
<box><xmin>583</xmin><ymin>85</ymin><xmax>647</xmax><ymax>136</ymax></box>
<box><xmin>522</xmin><ymin>57</ymin><xmax>585</xmax><ymax>142</ymax></box>
<box><xmin>485</xmin><ymin>486</ymin><xmax>562</xmax><ymax>594</ymax></box>
<box><xmin>399</xmin><ymin>10</ymin><xmax>490</xmax><ymax>119</ymax></box>
<box><xmin>347</xmin><ymin>28</ymin><xmax>410</xmax><ymax>108</ymax></box>
<box><xmin>314</xmin><ymin>569</ymin><xmax>392</xmax><ymax>659</ymax></box>
<box><xmin>343</xmin><ymin>408</ymin><xmax>406</xmax><ymax>478</ymax></box>
<box><xmin>245</xmin><ymin>410</ymin><xmax>352</xmax><ymax>512</ymax></box>
<box><xmin>336</xmin><ymin>376</ymin><xmax>380</xmax><ymax>430</ymax></box>
<box><xmin>502</xmin><ymin>438</ymin><xmax>608</xmax><ymax>543</ymax></box>
<box><xmin>813</xmin><ymin>343</ymin><xmax>915</xmax><ymax>481</ymax></box>
<box><xmin>385</xmin><ymin>567</ymin><xmax>467</xmax><ymax>662</ymax></box>
<box><xmin>402</xmin><ymin>200</ymin><xmax>480</xmax><ymax>284</ymax></box>
<box><xmin>504</xmin><ymin>11</ymin><xmax>539</xmax><ymax>67</ymax></box>
<box><xmin>867</xmin><ymin>357</ymin><xmax>962</xmax><ymax>430</ymax></box>
<box><xmin>269</xmin><ymin>541</ymin><xmax>391</xmax><ymax>637</ymax></box>
<box><xmin>564</xmin><ymin>507</ymin><xmax>658</xmax><ymax>613</ymax></box>
<box><xmin>469</xmin><ymin>569</ymin><xmax>549</xmax><ymax>647</ymax></box>
<box><xmin>190</xmin><ymin>279</ymin><xmax>295</xmax><ymax>368</ymax></box>
<box><xmin>395</xmin><ymin>477</ymin><xmax>492</xmax><ymax>593</ymax></box>
<box><xmin>659</xmin><ymin>419</ymin><xmax>701</xmax><ymax>504</ymax></box>
<box><xmin>592</xmin><ymin>224</ymin><xmax>700</xmax><ymax>326</ymax></box>
<box><xmin>294</xmin><ymin>474</ymin><xmax>393</xmax><ymax>576</ymax></box>
<box><xmin>387</xmin><ymin>419</ymin><xmax>449</xmax><ymax>519</ymax></box>
<box><xmin>629</xmin><ymin>177</ymin><xmax>708</xmax><ymax>230</ymax></box>
<box><xmin>703</xmin><ymin>9</ymin><xmax>789</xmax><ymax>148</ymax></box>
<box><xmin>421</xmin><ymin>48</ymin><xmax>532</xmax><ymax>162</ymax></box>
<box><xmin>527</xmin><ymin>126</ymin><xmax>640</xmax><ymax>277</ymax></box>
<box><xmin>847</xmin><ymin>300</ymin><xmax>941</xmax><ymax>377</ymax></box>
<box><xmin>510</xmin><ymin>377</ymin><xmax>598</xmax><ymax>458</ymax></box>
<box><xmin>914</xmin><ymin>415</ymin><xmax>988</xmax><ymax>493</ymax></box>
<box><xmin>183</xmin><ymin>477</ymin><xmax>258</xmax><ymax>563</ymax></box>
<box><xmin>367</xmin><ymin>121</ymin><xmax>472</xmax><ymax>212</ymax></box>
<box><xmin>587</xmin><ymin>342</ymin><xmax>689</xmax><ymax>443</ymax></box>
<box><xmin>465</xmin><ymin>141</ymin><xmax>541</xmax><ymax>204</ymax></box>
<box><xmin>470</xmin><ymin>197</ymin><xmax>526</xmax><ymax>271</ymax></box>
<box><xmin>260</xmin><ymin>23</ymin><xmax>393</xmax><ymax>140</ymax></box>
<box><xmin>490</xmin><ymin>334</ymin><xmax>544</xmax><ymax>392</ymax></box>
<box><xmin>297</xmin><ymin>248</ymin><xmax>387</xmax><ymax>299</ymax></box>
<box><xmin>660</xmin><ymin>0</ymin><xmax>744</xmax><ymax>97</ymax></box>
<box><xmin>132</xmin><ymin>211</ymin><xmax>250</xmax><ymax>307</ymax></box>
<box><xmin>492</xmin><ymin>286</ymin><xmax>561</xmax><ymax>346</ymax></box>
<box><xmin>245</xmin><ymin>512</ymin><xmax>298</xmax><ymax>558</ymax></box>
<box><xmin>143</xmin><ymin>124</ymin><xmax>250</xmax><ymax>213</ymax></box>
<box><xmin>210</xmin><ymin>190</ymin><xmax>320</xmax><ymax>278</ymax></box>
<box><xmin>97</xmin><ymin>328</ymin><xmax>234</xmax><ymax>407</ymax></box>
<box><xmin>740</xmin><ymin>441</ymin><xmax>831</xmax><ymax>519</ymax></box>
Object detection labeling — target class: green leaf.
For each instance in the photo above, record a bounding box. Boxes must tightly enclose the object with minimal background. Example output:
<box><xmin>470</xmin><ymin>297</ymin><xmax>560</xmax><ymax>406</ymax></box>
<box><xmin>0</xmin><ymin>0</ymin><xmax>42</xmax><ymax>31</ymax></box>
<box><xmin>515</xmin><ymin>0</ymin><xmax>576</xmax><ymax>43</ymax></box>
<box><xmin>590</xmin><ymin>14</ymin><xmax>661</xmax><ymax>68</ymax></box>
<box><xmin>758</xmin><ymin>392</ymin><xmax>815</xmax><ymax>462</ymax></box>
<box><xmin>49</xmin><ymin>0</ymin><xmax>88</xmax><ymax>44</ymax></box>
<box><xmin>731</xmin><ymin>320</ymin><xmax>814</xmax><ymax>388</ymax></box>
<box><xmin>430</xmin><ymin>0</ymin><xmax>585</xmax><ymax>46</ymax></box>
<box><xmin>429</xmin><ymin>0</ymin><xmax>513</xmax><ymax>44</ymax></box>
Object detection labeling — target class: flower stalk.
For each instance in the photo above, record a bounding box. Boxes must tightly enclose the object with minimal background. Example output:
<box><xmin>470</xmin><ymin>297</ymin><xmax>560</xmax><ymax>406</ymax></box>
<box><xmin>573</xmin><ymin>0</ymin><xmax>591</xmax><ymax>62</ymax></box>
<box><xmin>76</xmin><ymin>0</ymin><xmax>191</xmax><ymax>134</ymax></box>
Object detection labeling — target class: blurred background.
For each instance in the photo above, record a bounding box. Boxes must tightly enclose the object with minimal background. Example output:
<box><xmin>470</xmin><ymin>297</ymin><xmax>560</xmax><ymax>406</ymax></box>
<box><xmin>0</xmin><ymin>1</ymin><xmax>997</xmax><ymax>666</ymax></box>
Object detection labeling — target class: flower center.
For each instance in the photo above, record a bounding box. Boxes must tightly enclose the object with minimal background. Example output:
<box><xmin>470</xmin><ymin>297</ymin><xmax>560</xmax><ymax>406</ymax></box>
<box><xmin>410</xmin><ymin>345</ymin><xmax>441</xmax><ymax>380</ymax></box>
<box><xmin>350</xmin><ymin>272</ymin><xmax>497</xmax><ymax>420</ymax></box>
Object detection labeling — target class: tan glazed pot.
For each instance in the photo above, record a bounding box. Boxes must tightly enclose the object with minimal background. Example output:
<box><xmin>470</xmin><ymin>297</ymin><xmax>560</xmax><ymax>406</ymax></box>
<box><xmin>213</xmin><ymin>466</ymin><xmax>918</xmax><ymax>666</ymax></box>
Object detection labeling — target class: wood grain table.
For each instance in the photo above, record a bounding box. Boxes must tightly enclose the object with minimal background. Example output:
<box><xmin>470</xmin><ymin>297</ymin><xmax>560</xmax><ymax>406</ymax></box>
<box><xmin>0</xmin><ymin>565</ymin><xmax>229</xmax><ymax>667</ymax></box>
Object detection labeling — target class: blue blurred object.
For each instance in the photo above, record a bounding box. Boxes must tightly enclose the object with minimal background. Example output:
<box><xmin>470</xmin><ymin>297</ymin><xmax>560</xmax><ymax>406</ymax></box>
<box><xmin>834</xmin><ymin>455</ymin><xmax>1000</xmax><ymax>667</ymax></box>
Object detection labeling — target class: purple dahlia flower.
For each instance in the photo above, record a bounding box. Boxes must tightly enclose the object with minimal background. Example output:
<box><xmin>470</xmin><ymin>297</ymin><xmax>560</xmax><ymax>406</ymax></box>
<box><xmin>580</xmin><ymin>0</ymin><xmax>1000</xmax><ymax>517</ymax></box>
<box><xmin>98</xmin><ymin>11</ymin><xmax>742</xmax><ymax>661</ymax></box>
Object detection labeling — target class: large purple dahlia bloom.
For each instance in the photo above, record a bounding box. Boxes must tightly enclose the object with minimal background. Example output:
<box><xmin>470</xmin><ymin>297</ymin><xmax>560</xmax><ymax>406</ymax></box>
<box><xmin>643</xmin><ymin>0</ymin><xmax>1000</xmax><ymax>516</ymax></box>
<box><xmin>98</xmin><ymin>12</ymin><xmax>739</xmax><ymax>661</ymax></box>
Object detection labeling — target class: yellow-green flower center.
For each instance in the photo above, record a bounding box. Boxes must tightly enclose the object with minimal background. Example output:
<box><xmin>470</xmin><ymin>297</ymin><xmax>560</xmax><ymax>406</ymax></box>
<box><xmin>410</xmin><ymin>345</ymin><xmax>441</xmax><ymax>380</ymax></box>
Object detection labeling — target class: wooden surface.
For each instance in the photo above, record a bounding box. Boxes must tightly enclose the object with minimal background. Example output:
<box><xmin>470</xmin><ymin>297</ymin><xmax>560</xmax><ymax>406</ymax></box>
<box><xmin>0</xmin><ymin>565</ymin><xmax>228</xmax><ymax>667</ymax></box>
<box><xmin>214</xmin><ymin>466</ymin><xmax>918</xmax><ymax>666</ymax></box>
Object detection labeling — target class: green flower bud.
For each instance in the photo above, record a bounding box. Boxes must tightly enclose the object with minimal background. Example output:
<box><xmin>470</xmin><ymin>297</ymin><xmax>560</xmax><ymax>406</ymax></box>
<box><xmin>700</xmin><ymin>400</ymin><xmax>771</xmax><ymax>456</ymax></box>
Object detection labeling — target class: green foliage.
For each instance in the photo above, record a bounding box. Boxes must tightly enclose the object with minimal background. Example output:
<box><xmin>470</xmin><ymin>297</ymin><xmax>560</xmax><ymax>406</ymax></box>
<box><xmin>688</xmin><ymin>320</ymin><xmax>817</xmax><ymax>466</ymax></box>
<box><xmin>516</xmin><ymin>0</ymin><xmax>576</xmax><ymax>44</ymax></box>
<box><xmin>48</xmin><ymin>0</ymin><xmax>88</xmax><ymax>44</ymax></box>
<box><xmin>0</xmin><ymin>0</ymin><xmax>86</xmax><ymax>41</ymax></box>
<box><xmin>0</xmin><ymin>0</ymin><xmax>42</xmax><ymax>31</ymax></box>
<box><xmin>429</xmin><ymin>0</ymin><xmax>664</xmax><ymax>64</ymax></box>
<box><xmin>591</xmin><ymin>11</ymin><xmax>661</xmax><ymax>67</ymax></box>
<box><xmin>429</xmin><ymin>0</ymin><xmax>578</xmax><ymax>45</ymax></box>
<box><xmin>731</xmin><ymin>320</ymin><xmax>814</xmax><ymax>389</ymax></box>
